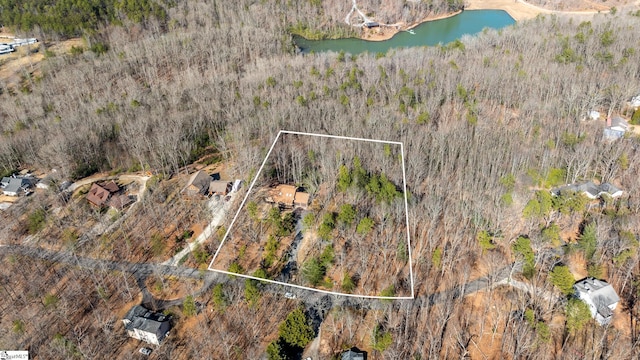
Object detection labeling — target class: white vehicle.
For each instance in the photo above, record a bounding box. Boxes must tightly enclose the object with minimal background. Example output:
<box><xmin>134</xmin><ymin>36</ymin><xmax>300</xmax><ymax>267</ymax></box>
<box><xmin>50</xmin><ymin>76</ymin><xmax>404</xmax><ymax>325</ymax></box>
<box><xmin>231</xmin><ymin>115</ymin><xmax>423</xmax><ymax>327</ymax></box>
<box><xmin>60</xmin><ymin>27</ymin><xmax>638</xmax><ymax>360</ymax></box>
<box><xmin>139</xmin><ymin>348</ymin><xmax>152</xmax><ymax>356</ymax></box>
<box><xmin>0</xmin><ymin>44</ymin><xmax>14</xmax><ymax>55</ymax></box>
<box><xmin>284</xmin><ymin>292</ymin><xmax>296</xmax><ymax>299</ymax></box>
<box><xmin>12</xmin><ymin>38</ymin><xmax>38</xmax><ymax>46</ymax></box>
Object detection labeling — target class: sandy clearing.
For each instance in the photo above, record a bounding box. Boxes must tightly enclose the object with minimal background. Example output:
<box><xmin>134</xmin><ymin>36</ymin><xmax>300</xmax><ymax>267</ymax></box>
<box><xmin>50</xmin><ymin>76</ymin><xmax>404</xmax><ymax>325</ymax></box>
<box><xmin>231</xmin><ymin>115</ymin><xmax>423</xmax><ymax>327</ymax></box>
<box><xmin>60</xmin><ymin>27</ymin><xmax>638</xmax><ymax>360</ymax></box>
<box><xmin>0</xmin><ymin>194</ymin><xmax>19</xmax><ymax>203</ymax></box>
<box><xmin>466</xmin><ymin>0</ymin><xmax>551</xmax><ymax>21</ymax></box>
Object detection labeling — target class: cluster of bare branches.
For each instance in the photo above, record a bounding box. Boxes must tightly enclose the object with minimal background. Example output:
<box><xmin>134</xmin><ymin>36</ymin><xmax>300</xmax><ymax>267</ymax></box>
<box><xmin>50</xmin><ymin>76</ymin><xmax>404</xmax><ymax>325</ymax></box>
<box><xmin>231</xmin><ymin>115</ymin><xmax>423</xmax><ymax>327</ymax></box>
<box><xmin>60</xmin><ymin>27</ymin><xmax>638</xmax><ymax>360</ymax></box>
<box><xmin>2</xmin><ymin>0</ymin><xmax>640</xmax><ymax>357</ymax></box>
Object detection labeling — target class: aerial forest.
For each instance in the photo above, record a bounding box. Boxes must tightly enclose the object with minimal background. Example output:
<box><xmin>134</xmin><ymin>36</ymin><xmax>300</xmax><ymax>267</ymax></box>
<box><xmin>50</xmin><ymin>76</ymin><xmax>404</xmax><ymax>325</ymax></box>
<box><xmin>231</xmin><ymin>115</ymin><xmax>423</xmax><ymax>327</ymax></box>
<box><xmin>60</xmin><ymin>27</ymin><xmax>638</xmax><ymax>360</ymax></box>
<box><xmin>1</xmin><ymin>0</ymin><xmax>640</xmax><ymax>358</ymax></box>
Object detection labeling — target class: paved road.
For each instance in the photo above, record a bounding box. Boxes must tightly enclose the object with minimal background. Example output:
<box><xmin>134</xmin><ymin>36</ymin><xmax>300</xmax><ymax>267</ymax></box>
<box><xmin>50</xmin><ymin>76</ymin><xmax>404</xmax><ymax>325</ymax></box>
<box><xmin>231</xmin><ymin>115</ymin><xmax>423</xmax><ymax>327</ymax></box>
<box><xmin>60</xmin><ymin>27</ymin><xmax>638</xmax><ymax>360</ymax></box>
<box><xmin>0</xmin><ymin>243</ymin><xmax>529</xmax><ymax>312</ymax></box>
<box><xmin>0</xmin><ymin>244</ymin><xmax>224</xmax><ymax>310</ymax></box>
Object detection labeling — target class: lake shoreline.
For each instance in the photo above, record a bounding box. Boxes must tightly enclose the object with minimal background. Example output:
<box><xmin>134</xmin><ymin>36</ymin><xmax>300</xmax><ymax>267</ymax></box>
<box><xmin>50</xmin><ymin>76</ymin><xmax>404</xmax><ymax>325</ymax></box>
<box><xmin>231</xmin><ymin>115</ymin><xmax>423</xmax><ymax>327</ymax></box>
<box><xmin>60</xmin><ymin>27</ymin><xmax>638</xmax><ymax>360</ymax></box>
<box><xmin>295</xmin><ymin>10</ymin><xmax>515</xmax><ymax>55</ymax></box>
<box><xmin>358</xmin><ymin>0</ymin><xmax>609</xmax><ymax>42</ymax></box>
<box><xmin>294</xmin><ymin>0</ymin><xmax>614</xmax><ymax>46</ymax></box>
<box><xmin>361</xmin><ymin>10</ymin><xmax>463</xmax><ymax>42</ymax></box>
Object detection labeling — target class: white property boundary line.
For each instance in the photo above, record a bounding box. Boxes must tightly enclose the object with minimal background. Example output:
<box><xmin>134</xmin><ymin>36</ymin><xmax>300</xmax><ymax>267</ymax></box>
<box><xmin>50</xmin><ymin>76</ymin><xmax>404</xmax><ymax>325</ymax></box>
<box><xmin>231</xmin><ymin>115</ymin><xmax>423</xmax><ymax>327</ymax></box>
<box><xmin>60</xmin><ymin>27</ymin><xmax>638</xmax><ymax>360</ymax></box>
<box><xmin>208</xmin><ymin>130</ymin><xmax>415</xmax><ymax>300</ymax></box>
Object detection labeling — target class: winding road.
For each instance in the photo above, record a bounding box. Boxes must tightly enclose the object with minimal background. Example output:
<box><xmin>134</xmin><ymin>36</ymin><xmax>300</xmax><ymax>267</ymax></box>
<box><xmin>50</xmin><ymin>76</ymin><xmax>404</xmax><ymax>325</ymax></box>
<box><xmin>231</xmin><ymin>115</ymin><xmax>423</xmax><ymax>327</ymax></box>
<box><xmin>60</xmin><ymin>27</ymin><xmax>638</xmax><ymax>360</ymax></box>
<box><xmin>0</xmin><ymin>244</ymin><xmax>224</xmax><ymax>310</ymax></box>
<box><xmin>0</xmin><ymin>241</ymin><xmax>536</xmax><ymax>312</ymax></box>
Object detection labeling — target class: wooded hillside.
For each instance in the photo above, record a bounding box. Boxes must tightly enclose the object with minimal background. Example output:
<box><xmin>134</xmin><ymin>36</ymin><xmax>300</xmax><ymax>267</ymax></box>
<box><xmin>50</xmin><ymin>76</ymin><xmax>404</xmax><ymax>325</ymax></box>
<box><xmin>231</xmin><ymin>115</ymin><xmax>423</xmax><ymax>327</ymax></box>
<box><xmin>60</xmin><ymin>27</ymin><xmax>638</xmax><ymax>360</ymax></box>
<box><xmin>2</xmin><ymin>0</ymin><xmax>640</xmax><ymax>358</ymax></box>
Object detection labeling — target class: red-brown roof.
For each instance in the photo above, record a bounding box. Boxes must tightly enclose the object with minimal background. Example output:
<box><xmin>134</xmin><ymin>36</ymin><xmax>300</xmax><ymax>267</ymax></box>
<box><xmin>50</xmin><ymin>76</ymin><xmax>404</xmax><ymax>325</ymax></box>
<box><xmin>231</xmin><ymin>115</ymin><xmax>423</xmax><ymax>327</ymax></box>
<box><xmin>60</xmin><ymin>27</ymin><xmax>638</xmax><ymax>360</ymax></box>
<box><xmin>294</xmin><ymin>192</ymin><xmax>310</xmax><ymax>206</ymax></box>
<box><xmin>108</xmin><ymin>194</ymin><xmax>133</xmax><ymax>210</ymax></box>
<box><xmin>87</xmin><ymin>183</ymin><xmax>111</xmax><ymax>207</ymax></box>
<box><xmin>271</xmin><ymin>184</ymin><xmax>297</xmax><ymax>206</ymax></box>
<box><xmin>102</xmin><ymin>180</ymin><xmax>120</xmax><ymax>193</ymax></box>
<box><xmin>209</xmin><ymin>181</ymin><xmax>231</xmax><ymax>195</ymax></box>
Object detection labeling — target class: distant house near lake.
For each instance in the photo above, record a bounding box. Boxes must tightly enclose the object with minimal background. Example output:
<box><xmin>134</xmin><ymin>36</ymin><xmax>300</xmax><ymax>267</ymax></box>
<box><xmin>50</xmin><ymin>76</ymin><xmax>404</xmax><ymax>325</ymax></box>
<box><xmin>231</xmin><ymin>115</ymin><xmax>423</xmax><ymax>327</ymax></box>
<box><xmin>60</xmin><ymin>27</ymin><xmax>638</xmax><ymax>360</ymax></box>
<box><xmin>122</xmin><ymin>305</ymin><xmax>171</xmax><ymax>345</ymax></box>
<box><xmin>551</xmin><ymin>181</ymin><xmax>622</xmax><ymax>200</ymax></box>
<box><xmin>574</xmin><ymin>277</ymin><xmax>620</xmax><ymax>326</ymax></box>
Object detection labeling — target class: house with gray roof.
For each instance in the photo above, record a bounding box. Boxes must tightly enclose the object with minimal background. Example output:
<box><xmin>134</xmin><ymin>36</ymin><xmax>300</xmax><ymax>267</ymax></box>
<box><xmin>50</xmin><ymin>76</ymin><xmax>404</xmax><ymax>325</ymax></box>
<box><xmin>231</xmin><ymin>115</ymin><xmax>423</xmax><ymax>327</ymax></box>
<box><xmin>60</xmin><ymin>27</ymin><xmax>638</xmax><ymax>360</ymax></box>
<box><xmin>574</xmin><ymin>278</ymin><xmax>620</xmax><ymax>325</ymax></box>
<box><xmin>122</xmin><ymin>305</ymin><xmax>171</xmax><ymax>345</ymax></box>
<box><xmin>182</xmin><ymin>170</ymin><xmax>211</xmax><ymax>197</ymax></box>
<box><xmin>604</xmin><ymin>116</ymin><xmax>629</xmax><ymax>140</ymax></box>
<box><xmin>342</xmin><ymin>348</ymin><xmax>366</xmax><ymax>360</ymax></box>
<box><xmin>1</xmin><ymin>177</ymin><xmax>34</xmax><ymax>196</ymax></box>
<box><xmin>551</xmin><ymin>182</ymin><xmax>622</xmax><ymax>200</ymax></box>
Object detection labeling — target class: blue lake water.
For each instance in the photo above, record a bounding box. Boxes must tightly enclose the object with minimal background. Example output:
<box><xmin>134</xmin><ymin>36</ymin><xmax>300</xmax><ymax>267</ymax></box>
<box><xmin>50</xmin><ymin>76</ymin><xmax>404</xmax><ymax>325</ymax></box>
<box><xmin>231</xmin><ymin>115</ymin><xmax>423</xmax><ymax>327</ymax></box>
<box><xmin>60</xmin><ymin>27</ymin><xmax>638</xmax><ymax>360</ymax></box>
<box><xmin>294</xmin><ymin>10</ymin><xmax>515</xmax><ymax>55</ymax></box>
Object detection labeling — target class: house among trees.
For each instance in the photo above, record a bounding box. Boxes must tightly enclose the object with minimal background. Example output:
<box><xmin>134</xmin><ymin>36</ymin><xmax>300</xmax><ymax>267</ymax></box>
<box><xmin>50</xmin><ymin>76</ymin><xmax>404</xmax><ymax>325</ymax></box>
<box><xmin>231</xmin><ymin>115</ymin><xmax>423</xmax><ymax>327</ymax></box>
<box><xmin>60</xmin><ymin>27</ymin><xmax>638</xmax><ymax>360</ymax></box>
<box><xmin>122</xmin><ymin>305</ymin><xmax>171</xmax><ymax>345</ymax></box>
<box><xmin>209</xmin><ymin>180</ymin><xmax>232</xmax><ymax>196</ymax></box>
<box><xmin>102</xmin><ymin>180</ymin><xmax>119</xmax><ymax>193</ymax></box>
<box><xmin>108</xmin><ymin>194</ymin><xmax>134</xmax><ymax>210</ymax></box>
<box><xmin>1</xmin><ymin>176</ymin><xmax>35</xmax><ymax>196</ymax></box>
<box><xmin>268</xmin><ymin>184</ymin><xmax>310</xmax><ymax>208</ymax></box>
<box><xmin>551</xmin><ymin>182</ymin><xmax>623</xmax><ymax>199</ymax></box>
<box><xmin>182</xmin><ymin>170</ymin><xmax>212</xmax><ymax>197</ymax></box>
<box><xmin>574</xmin><ymin>278</ymin><xmax>620</xmax><ymax>326</ymax></box>
<box><xmin>86</xmin><ymin>183</ymin><xmax>113</xmax><ymax>207</ymax></box>
<box><xmin>603</xmin><ymin>116</ymin><xmax>629</xmax><ymax>140</ymax></box>
<box><xmin>86</xmin><ymin>181</ymin><xmax>122</xmax><ymax>208</ymax></box>
<box><xmin>183</xmin><ymin>170</ymin><xmax>235</xmax><ymax>198</ymax></box>
<box><xmin>342</xmin><ymin>348</ymin><xmax>366</xmax><ymax>360</ymax></box>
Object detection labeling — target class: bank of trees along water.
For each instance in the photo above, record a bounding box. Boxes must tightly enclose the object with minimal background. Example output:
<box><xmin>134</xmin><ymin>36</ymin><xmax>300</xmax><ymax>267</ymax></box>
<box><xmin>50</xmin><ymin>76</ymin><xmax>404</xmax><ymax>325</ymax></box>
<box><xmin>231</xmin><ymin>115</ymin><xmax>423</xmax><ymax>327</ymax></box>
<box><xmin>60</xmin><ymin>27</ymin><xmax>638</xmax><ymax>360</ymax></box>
<box><xmin>3</xmin><ymin>0</ymin><xmax>640</xmax><ymax>357</ymax></box>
